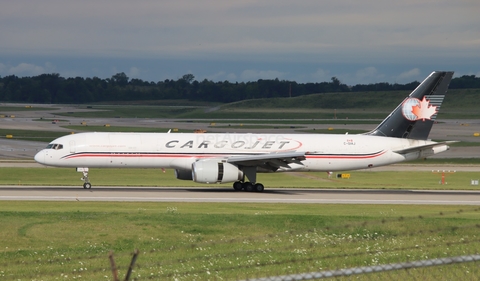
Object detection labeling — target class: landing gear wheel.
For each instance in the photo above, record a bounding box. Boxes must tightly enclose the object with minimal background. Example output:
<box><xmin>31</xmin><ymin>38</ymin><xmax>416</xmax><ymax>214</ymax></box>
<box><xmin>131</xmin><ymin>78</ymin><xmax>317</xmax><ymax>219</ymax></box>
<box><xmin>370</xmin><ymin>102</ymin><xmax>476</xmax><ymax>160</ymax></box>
<box><xmin>233</xmin><ymin>181</ymin><xmax>243</xmax><ymax>191</ymax></box>
<box><xmin>79</xmin><ymin>168</ymin><xmax>91</xmax><ymax>189</ymax></box>
<box><xmin>243</xmin><ymin>182</ymin><xmax>254</xmax><ymax>192</ymax></box>
<box><xmin>254</xmin><ymin>183</ymin><xmax>264</xmax><ymax>192</ymax></box>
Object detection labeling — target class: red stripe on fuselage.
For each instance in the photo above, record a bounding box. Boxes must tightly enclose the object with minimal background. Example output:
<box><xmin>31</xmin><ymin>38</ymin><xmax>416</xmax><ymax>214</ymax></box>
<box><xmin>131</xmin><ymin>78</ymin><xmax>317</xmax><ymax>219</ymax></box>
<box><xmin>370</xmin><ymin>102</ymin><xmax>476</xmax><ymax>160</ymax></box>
<box><xmin>62</xmin><ymin>150</ymin><xmax>386</xmax><ymax>160</ymax></box>
<box><xmin>305</xmin><ymin>150</ymin><xmax>386</xmax><ymax>159</ymax></box>
<box><xmin>63</xmin><ymin>153</ymin><xmax>218</xmax><ymax>159</ymax></box>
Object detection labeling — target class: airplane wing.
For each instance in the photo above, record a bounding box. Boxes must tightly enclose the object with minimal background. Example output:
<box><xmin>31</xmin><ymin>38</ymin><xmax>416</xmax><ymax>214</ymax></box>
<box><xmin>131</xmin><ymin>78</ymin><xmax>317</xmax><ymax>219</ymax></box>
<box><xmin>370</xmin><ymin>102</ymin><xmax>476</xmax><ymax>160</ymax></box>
<box><xmin>226</xmin><ymin>151</ymin><xmax>306</xmax><ymax>171</ymax></box>
<box><xmin>393</xmin><ymin>141</ymin><xmax>457</xmax><ymax>155</ymax></box>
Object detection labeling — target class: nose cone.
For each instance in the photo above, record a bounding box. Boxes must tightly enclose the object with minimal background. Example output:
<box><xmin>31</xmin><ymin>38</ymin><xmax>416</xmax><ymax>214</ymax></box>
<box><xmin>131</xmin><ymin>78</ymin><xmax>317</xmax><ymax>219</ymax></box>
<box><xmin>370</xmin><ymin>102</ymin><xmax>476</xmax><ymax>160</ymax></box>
<box><xmin>34</xmin><ymin>150</ymin><xmax>46</xmax><ymax>165</ymax></box>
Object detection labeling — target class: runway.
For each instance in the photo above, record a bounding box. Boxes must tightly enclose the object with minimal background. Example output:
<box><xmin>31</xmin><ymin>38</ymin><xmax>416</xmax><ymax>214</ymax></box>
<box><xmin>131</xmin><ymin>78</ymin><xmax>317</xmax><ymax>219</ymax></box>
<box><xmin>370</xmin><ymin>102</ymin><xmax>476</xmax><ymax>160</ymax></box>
<box><xmin>1</xmin><ymin>186</ymin><xmax>480</xmax><ymax>205</ymax></box>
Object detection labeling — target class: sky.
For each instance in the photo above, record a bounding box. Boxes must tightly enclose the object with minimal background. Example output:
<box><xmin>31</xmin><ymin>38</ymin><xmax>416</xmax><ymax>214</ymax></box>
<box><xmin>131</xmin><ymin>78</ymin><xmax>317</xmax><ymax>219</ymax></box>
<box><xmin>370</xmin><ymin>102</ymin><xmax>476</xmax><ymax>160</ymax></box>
<box><xmin>1</xmin><ymin>0</ymin><xmax>479</xmax><ymax>85</ymax></box>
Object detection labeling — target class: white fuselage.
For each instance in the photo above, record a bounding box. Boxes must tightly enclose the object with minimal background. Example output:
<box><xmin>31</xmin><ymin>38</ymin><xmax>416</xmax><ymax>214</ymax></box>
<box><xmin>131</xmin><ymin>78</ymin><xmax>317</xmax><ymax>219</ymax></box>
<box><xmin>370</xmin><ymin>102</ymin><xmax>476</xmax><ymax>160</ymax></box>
<box><xmin>34</xmin><ymin>132</ymin><xmax>443</xmax><ymax>172</ymax></box>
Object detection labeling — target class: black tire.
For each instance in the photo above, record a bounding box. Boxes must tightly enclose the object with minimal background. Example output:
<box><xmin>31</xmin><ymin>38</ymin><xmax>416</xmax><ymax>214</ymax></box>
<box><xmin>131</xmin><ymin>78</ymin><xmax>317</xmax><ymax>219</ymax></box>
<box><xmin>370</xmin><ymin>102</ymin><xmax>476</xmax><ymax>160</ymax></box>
<box><xmin>243</xmin><ymin>182</ymin><xmax>254</xmax><ymax>192</ymax></box>
<box><xmin>233</xmin><ymin>181</ymin><xmax>243</xmax><ymax>191</ymax></box>
<box><xmin>254</xmin><ymin>183</ymin><xmax>264</xmax><ymax>192</ymax></box>
<box><xmin>83</xmin><ymin>183</ymin><xmax>92</xmax><ymax>189</ymax></box>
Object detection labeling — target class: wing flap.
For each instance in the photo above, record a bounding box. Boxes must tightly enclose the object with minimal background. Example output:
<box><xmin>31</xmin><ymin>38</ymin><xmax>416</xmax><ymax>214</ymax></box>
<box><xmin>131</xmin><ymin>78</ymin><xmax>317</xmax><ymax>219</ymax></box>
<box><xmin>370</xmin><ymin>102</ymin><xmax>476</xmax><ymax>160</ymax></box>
<box><xmin>226</xmin><ymin>151</ymin><xmax>306</xmax><ymax>171</ymax></box>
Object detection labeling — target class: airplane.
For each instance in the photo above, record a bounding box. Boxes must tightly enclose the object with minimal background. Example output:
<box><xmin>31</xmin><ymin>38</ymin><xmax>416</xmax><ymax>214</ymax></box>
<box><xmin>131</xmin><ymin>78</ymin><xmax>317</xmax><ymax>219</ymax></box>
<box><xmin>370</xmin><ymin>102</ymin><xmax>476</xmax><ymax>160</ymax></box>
<box><xmin>34</xmin><ymin>71</ymin><xmax>454</xmax><ymax>192</ymax></box>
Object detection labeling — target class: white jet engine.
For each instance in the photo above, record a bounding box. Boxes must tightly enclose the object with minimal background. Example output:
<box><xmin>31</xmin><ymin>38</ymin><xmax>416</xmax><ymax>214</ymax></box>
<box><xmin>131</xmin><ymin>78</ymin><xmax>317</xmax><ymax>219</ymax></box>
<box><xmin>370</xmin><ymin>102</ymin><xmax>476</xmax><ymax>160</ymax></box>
<box><xmin>192</xmin><ymin>160</ymin><xmax>243</xmax><ymax>184</ymax></box>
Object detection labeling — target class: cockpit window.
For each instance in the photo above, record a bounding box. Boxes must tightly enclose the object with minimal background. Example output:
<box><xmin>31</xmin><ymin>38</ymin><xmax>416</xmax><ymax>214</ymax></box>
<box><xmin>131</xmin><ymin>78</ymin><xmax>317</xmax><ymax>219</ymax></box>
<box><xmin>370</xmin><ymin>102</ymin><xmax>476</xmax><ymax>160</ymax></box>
<box><xmin>46</xmin><ymin>143</ymin><xmax>63</xmax><ymax>150</ymax></box>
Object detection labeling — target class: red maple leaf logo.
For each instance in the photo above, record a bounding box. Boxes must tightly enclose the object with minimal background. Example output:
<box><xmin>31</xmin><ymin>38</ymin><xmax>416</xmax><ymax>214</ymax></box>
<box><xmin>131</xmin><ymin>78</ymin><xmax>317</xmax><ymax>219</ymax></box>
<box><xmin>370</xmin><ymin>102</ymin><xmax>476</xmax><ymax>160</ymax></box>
<box><xmin>411</xmin><ymin>97</ymin><xmax>437</xmax><ymax>121</ymax></box>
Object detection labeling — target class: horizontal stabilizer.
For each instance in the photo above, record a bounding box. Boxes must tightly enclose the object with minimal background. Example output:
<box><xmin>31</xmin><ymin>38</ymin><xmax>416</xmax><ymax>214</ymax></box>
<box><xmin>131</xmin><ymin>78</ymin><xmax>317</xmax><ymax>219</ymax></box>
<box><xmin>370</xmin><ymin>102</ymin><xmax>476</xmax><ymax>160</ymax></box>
<box><xmin>393</xmin><ymin>141</ymin><xmax>456</xmax><ymax>155</ymax></box>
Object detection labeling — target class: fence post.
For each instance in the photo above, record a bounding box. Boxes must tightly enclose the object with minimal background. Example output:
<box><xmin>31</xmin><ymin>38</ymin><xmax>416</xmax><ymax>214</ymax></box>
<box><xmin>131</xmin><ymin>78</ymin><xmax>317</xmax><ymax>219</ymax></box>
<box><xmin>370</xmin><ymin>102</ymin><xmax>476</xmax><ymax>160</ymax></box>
<box><xmin>124</xmin><ymin>249</ymin><xmax>140</xmax><ymax>281</ymax></box>
<box><xmin>109</xmin><ymin>251</ymin><xmax>119</xmax><ymax>281</ymax></box>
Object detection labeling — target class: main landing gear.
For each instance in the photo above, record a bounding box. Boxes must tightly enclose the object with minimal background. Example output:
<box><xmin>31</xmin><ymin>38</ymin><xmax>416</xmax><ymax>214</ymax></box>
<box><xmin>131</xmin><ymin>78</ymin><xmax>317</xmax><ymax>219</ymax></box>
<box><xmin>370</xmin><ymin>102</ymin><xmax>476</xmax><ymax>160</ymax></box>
<box><xmin>233</xmin><ymin>181</ymin><xmax>265</xmax><ymax>192</ymax></box>
<box><xmin>77</xmin><ymin>167</ymin><xmax>92</xmax><ymax>189</ymax></box>
<box><xmin>232</xmin><ymin>167</ymin><xmax>264</xmax><ymax>192</ymax></box>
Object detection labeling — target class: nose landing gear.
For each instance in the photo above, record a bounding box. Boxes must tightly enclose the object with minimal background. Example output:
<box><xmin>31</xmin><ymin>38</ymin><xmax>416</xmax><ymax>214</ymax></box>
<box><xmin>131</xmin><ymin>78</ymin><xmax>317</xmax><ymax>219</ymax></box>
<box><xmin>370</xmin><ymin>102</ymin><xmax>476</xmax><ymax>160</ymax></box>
<box><xmin>77</xmin><ymin>167</ymin><xmax>92</xmax><ymax>189</ymax></box>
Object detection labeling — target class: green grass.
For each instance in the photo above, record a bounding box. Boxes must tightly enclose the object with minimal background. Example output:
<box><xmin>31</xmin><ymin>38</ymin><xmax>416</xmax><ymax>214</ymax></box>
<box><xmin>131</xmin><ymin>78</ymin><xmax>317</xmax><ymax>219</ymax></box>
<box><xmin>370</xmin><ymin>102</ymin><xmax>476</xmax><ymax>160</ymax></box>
<box><xmin>56</xmin><ymin>105</ymin><xmax>205</xmax><ymax>118</ymax></box>
<box><xmin>1</xmin><ymin>168</ymin><xmax>479</xmax><ymax>190</ymax></box>
<box><xmin>91</xmin><ymin>99</ymin><xmax>220</xmax><ymax>107</ymax></box>
<box><xmin>0</xmin><ymin>128</ymin><xmax>71</xmax><ymax>142</ymax></box>
<box><xmin>436</xmin><ymin>141</ymin><xmax>480</xmax><ymax>147</ymax></box>
<box><xmin>53</xmin><ymin>100</ymin><xmax>479</xmax><ymax>119</ymax></box>
<box><xmin>190</xmin><ymin>119</ymin><xmax>381</xmax><ymax>125</ymax></box>
<box><xmin>0</xmin><ymin>202</ymin><xmax>479</xmax><ymax>280</ymax></box>
<box><xmin>301</xmin><ymin>128</ymin><xmax>369</xmax><ymax>134</ymax></box>
<box><xmin>6</xmin><ymin>88</ymin><xmax>480</xmax><ymax>120</ymax></box>
<box><xmin>182</xmin><ymin>109</ymin><xmax>388</xmax><ymax>120</ymax></box>
<box><xmin>408</xmin><ymin>158</ymin><xmax>480</xmax><ymax>165</ymax></box>
<box><xmin>63</xmin><ymin>125</ymin><xmax>174</xmax><ymax>133</ymax></box>
<box><xmin>214</xmin><ymin>89</ymin><xmax>480</xmax><ymax>119</ymax></box>
<box><xmin>210</xmin><ymin>124</ymin><xmax>307</xmax><ymax>130</ymax></box>
<box><xmin>0</xmin><ymin>106</ymin><xmax>55</xmax><ymax>112</ymax></box>
<box><xmin>0</xmin><ymin>127</ymin><xmax>190</xmax><ymax>143</ymax></box>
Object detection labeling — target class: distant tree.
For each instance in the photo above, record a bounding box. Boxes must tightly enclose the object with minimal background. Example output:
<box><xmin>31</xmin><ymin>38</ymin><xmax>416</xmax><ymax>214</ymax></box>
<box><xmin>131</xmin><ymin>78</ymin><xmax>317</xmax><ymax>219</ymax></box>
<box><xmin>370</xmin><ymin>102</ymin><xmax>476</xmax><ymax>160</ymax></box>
<box><xmin>331</xmin><ymin>77</ymin><xmax>340</xmax><ymax>87</ymax></box>
<box><xmin>181</xmin><ymin>74</ymin><xmax>195</xmax><ymax>84</ymax></box>
<box><xmin>450</xmin><ymin>75</ymin><xmax>480</xmax><ymax>89</ymax></box>
<box><xmin>111</xmin><ymin>72</ymin><xmax>129</xmax><ymax>86</ymax></box>
<box><xmin>0</xmin><ymin>72</ymin><xmax>476</xmax><ymax>104</ymax></box>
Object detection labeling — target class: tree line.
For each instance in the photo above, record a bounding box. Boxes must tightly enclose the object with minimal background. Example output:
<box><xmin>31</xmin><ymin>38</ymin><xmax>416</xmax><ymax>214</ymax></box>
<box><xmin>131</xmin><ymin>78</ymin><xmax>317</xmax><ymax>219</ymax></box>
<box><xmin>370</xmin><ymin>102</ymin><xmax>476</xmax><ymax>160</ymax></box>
<box><xmin>0</xmin><ymin>72</ymin><xmax>478</xmax><ymax>104</ymax></box>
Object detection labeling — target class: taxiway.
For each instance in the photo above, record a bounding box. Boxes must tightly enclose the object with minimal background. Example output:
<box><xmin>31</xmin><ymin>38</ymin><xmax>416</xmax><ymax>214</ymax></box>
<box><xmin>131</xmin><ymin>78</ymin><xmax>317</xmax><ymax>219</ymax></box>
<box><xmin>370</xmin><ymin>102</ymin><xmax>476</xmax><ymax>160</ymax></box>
<box><xmin>1</xmin><ymin>186</ymin><xmax>480</xmax><ymax>205</ymax></box>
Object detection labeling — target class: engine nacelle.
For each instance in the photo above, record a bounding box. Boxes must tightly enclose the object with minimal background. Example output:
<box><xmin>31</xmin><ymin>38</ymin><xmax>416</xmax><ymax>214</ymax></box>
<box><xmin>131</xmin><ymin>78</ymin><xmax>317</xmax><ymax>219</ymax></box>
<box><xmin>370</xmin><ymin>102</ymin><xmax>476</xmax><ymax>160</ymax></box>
<box><xmin>192</xmin><ymin>160</ymin><xmax>243</xmax><ymax>184</ymax></box>
<box><xmin>175</xmin><ymin>169</ymin><xmax>193</xmax><ymax>180</ymax></box>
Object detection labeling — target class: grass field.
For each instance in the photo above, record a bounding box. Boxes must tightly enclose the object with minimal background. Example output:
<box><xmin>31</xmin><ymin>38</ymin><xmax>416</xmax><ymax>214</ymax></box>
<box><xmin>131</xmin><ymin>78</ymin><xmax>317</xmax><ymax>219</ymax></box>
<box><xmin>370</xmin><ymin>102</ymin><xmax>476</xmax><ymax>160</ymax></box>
<box><xmin>46</xmin><ymin>88</ymin><xmax>480</xmax><ymax>120</ymax></box>
<box><xmin>191</xmin><ymin>119</ymin><xmax>382</xmax><ymax>125</ymax></box>
<box><xmin>0</xmin><ymin>106</ymin><xmax>55</xmax><ymax>112</ymax></box>
<box><xmin>0</xmin><ymin>127</ymin><xmax>189</xmax><ymax>143</ymax></box>
<box><xmin>209</xmin><ymin>124</ymin><xmax>307</xmax><ymax>130</ymax></box>
<box><xmin>63</xmin><ymin>125</ymin><xmax>172</xmax><ymax>133</ymax></box>
<box><xmin>55</xmin><ymin>105</ymin><xmax>206</xmax><ymax>119</ymax></box>
<box><xmin>0</xmin><ymin>128</ymin><xmax>71</xmax><ymax>142</ymax></box>
<box><xmin>1</xmin><ymin>202</ymin><xmax>479</xmax><ymax>280</ymax></box>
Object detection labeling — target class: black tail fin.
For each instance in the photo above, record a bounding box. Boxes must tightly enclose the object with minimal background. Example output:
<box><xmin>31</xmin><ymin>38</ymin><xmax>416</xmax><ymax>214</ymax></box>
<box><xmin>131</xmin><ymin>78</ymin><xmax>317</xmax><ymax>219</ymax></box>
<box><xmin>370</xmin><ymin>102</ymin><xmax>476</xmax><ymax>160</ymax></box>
<box><xmin>367</xmin><ymin>71</ymin><xmax>454</xmax><ymax>140</ymax></box>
